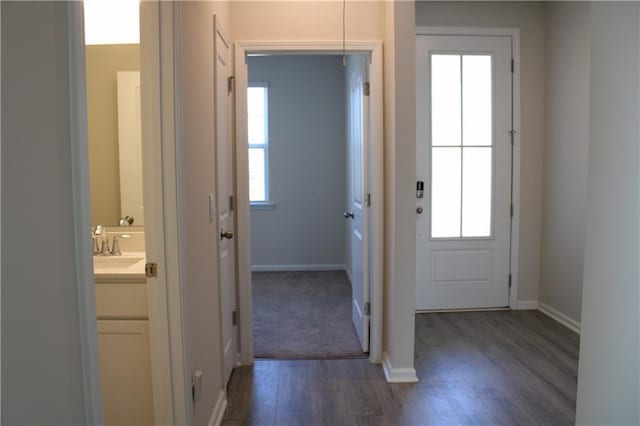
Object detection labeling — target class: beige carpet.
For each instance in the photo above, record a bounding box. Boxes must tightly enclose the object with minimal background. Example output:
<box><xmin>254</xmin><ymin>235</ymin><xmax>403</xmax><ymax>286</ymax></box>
<box><xmin>252</xmin><ymin>271</ymin><xmax>367</xmax><ymax>359</ymax></box>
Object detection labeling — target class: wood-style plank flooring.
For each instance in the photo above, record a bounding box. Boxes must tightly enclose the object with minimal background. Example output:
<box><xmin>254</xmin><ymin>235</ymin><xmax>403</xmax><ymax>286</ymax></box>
<box><xmin>222</xmin><ymin>310</ymin><xmax>580</xmax><ymax>425</ymax></box>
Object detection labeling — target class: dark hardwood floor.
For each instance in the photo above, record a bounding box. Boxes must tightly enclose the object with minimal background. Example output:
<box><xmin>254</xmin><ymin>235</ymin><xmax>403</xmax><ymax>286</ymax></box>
<box><xmin>222</xmin><ymin>310</ymin><xmax>580</xmax><ymax>425</ymax></box>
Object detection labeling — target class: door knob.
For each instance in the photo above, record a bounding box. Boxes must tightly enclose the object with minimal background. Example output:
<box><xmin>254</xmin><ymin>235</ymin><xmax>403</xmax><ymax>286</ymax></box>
<box><xmin>344</xmin><ymin>211</ymin><xmax>355</xmax><ymax>219</ymax></box>
<box><xmin>220</xmin><ymin>229</ymin><xmax>234</xmax><ymax>240</ymax></box>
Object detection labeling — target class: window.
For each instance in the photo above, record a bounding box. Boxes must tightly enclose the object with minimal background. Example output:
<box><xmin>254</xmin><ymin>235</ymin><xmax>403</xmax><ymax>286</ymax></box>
<box><xmin>430</xmin><ymin>54</ymin><xmax>493</xmax><ymax>238</ymax></box>
<box><xmin>248</xmin><ymin>83</ymin><xmax>269</xmax><ymax>203</ymax></box>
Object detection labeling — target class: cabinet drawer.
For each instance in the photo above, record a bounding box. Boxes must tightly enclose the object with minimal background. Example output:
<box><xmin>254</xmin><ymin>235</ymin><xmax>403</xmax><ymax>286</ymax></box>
<box><xmin>95</xmin><ymin>283</ymin><xmax>148</xmax><ymax>319</ymax></box>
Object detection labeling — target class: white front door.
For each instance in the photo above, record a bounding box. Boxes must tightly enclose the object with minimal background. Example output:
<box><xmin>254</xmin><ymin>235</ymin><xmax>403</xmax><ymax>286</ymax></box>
<box><xmin>214</xmin><ymin>18</ymin><xmax>237</xmax><ymax>385</ymax></box>
<box><xmin>346</xmin><ymin>55</ymin><xmax>370</xmax><ymax>351</ymax></box>
<box><xmin>415</xmin><ymin>35</ymin><xmax>513</xmax><ymax>310</ymax></box>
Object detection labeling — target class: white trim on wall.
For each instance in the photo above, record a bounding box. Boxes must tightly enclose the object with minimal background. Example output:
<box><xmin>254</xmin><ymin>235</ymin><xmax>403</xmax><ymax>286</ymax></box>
<box><xmin>67</xmin><ymin>2</ymin><xmax>104</xmax><ymax>423</ymax></box>
<box><xmin>252</xmin><ymin>264</ymin><xmax>346</xmax><ymax>272</ymax></box>
<box><xmin>415</xmin><ymin>26</ymin><xmax>522</xmax><ymax>310</ymax></box>
<box><xmin>382</xmin><ymin>352</ymin><xmax>419</xmax><ymax>383</ymax></box>
<box><xmin>539</xmin><ymin>302</ymin><xmax>581</xmax><ymax>334</ymax></box>
<box><xmin>235</xmin><ymin>40</ymin><xmax>384</xmax><ymax>365</ymax></box>
<box><xmin>515</xmin><ymin>300</ymin><xmax>539</xmax><ymax>310</ymax></box>
<box><xmin>139</xmin><ymin>2</ymin><xmax>190</xmax><ymax>423</ymax></box>
<box><xmin>207</xmin><ymin>390</ymin><xmax>228</xmax><ymax>426</ymax></box>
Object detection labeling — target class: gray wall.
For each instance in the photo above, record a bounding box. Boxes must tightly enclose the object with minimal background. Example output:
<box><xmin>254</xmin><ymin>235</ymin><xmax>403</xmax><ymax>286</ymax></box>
<box><xmin>576</xmin><ymin>2</ymin><xmax>640</xmax><ymax>423</ymax></box>
<box><xmin>1</xmin><ymin>2</ymin><xmax>88</xmax><ymax>424</ymax></box>
<box><xmin>248</xmin><ymin>55</ymin><xmax>347</xmax><ymax>268</ymax></box>
<box><xmin>415</xmin><ymin>1</ymin><xmax>546</xmax><ymax>303</ymax></box>
<box><xmin>539</xmin><ymin>2</ymin><xmax>591</xmax><ymax>324</ymax></box>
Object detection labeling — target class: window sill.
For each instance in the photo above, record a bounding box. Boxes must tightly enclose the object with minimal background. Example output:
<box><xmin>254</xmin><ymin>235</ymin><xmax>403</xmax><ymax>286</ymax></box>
<box><xmin>250</xmin><ymin>202</ymin><xmax>277</xmax><ymax>211</ymax></box>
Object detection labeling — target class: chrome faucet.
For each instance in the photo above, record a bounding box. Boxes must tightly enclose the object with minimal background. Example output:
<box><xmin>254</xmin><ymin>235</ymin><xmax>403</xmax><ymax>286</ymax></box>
<box><xmin>111</xmin><ymin>235</ymin><xmax>122</xmax><ymax>256</ymax></box>
<box><xmin>93</xmin><ymin>225</ymin><xmax>113</xmax><ymax>255</ymax></box>
<box><xmin>92</xmin><ymin>225</ymin><xmax>130</xmax><ymax>256</ymax></box>
<box><xmin>110</xmin><ymin>234</ymin><xmax>130</xmax><ymax>256</ymax></box>
<box><xmin>93</xmin><ymin>225</ymin><xmax>106</xmax><ymax>255</ymax></box>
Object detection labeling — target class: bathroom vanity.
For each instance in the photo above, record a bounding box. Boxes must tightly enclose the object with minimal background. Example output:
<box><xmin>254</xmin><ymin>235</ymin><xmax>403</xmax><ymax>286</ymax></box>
<box><xmin>94</xmin><ymin>252</ymin><xmax>154</xmax><ymax>426</ymax></box>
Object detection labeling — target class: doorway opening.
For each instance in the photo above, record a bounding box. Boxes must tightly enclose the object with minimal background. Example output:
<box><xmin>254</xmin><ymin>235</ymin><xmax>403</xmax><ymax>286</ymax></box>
<box><xmin>234</xmin><ymin>42</ymin><xmax>384</xmax><ymax>365</ymax></box>
<box><xmin>246</xmin><ymin>54</ymin><xmax>367</xmax><ymax>359</ymax></box>
<box><xmin>83</xmin><ymin>2</ymin><xmax>154</xmax><ymax>425</ymax></box>
<box><xmin>78</xmin><ymin>1</ymin><xmax>185</xmax><ymax>424</ymax></box>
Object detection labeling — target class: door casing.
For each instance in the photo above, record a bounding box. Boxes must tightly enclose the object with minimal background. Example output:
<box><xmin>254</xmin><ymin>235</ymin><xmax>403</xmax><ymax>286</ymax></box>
<box><xmin>68</xmin><ymin>2</ymin><xmax>190</xmax><ymax>424</ymax></box>
<box><xmin>233</xmin><ymin>41</ymin><xmax>384</xmax><ymax>364</ymax></box>
<box><xmin>416</xmin><ymin>26</ymin><xmax>522</xmax><ymax>309</ymax></box>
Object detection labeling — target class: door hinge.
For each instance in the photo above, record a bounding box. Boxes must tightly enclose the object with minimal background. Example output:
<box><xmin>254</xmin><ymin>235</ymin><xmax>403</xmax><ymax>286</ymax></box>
<box><xmin>365</xmin><ymin>193</ymin><xmax>371</xmax><ymax>207</ymax></box>
<box><xmin>508</xmin><ymin>274</ymin><xmax>512</xmax><ymax>288</ymax></box>
<box><xmin>363</xmin><ymin>82</ymin><xmax>370</xmax><ymax>96</ymax></box>
<box><xmin>510</xmin><ymin>203</ymin><xmax>514</xmax><ymax>218</ymax></box>
<box><xmin>509</xmin><ymin>129</ymin><xmax>516</xmax><ymax>145</ymax></box>
<box><xmin>145</xmin><ymin>262</ymin><xmax>158</xmax><ymax>278</ymax></box>
<box><xmin>511</xmin><ymin>59</ymin><xmax>514</xmax><ymax>73</ymax></box>
<box><xmin>229</xmin><ymin>195</ymin><xmax>234</xmax><ymax>211</ymax></box>
<box><xmin>227</xmin><ymin>76</ymin><xmax>235</xmax><ymax>94</ymax></box>
<box><xmin>364</xmin><ymin>302</ymin><xmax>371</xmax><ymax>315</ymax></box>
<box><xmin>232</xmin><ymin>310</ymin><xmax>238</xmax><ymax>326</ymax></box>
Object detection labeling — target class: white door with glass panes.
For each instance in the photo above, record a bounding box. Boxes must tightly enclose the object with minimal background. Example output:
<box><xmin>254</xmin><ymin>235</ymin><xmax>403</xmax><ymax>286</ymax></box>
<box><xmin>415</xmin><ymin>35</ymin><xmax>513</xmax><ymax>310</ymax></box>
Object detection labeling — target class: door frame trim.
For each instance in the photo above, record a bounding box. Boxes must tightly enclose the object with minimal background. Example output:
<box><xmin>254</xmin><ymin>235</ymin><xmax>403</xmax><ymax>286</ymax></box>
<box><xmin>415</xmin><ymin>27</ymin><xmax>522</xmax><ymax>309</ymax></box>
<box><xmin>234</xmin><ymin>40</ymin><xmax>384</xmax><ymax>364</ymax></box>
<box><xmin>68</xmin><ymin>2</ymin><xmax>189</xmax><ymax>424</ymax></box>
<box><xmin>67</xmin><ymin>3</ymin><xmax>103</xmax><ymax>423</ymax></box>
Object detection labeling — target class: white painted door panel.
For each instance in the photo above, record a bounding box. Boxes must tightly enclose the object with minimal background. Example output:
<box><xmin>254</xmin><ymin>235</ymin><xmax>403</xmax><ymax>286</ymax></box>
<box><xmin>214</xmin><ymin>18</ymin><xmax>237</xmax><ymax>385</ymax></box>
<box><xmin>347</xmin><ymin>55</ymin><xmax>369</xmax><ymax>351</ymax></box>
<box><xmin>415</xmin><ymin>35</ymin><xmax>512</xmax><ymax>310</ymax></box>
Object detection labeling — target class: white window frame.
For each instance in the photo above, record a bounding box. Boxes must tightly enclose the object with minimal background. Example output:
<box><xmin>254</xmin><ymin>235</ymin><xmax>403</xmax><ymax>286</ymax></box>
<box><xmin>248</xmin><ymin>81</ymin><xmax>273</xmax><ymax>208</ymax></box>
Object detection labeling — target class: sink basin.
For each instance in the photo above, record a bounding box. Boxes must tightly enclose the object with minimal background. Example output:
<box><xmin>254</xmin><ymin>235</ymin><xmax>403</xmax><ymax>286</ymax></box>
<box><xmin>93</xmin><ymin>253</ymin><xmax>146</xmax><ymax>278</ymax></box>
<box><xmin>93</xmin><ymin>256</ymin><xmax>144</xmax><ymax>269</ymax></box>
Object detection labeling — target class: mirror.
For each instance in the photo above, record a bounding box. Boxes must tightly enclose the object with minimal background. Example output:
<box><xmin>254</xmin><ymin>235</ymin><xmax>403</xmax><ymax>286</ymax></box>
<box><xmin>86</xmin><ymin>43</ymin><xmax>143</xmax><ymax>227</ymax></box>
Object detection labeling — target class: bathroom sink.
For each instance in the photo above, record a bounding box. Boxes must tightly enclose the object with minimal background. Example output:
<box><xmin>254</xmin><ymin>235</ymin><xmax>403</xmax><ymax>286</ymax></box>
<box><xmin>94</xmin><ymin>256</ymin><xmax>144</xmax><ymax>269</ymax></box>
<box><xmin>93</xmin><ymin>253</ymin><xmax>146</xmax><ymax>277</ymax></box>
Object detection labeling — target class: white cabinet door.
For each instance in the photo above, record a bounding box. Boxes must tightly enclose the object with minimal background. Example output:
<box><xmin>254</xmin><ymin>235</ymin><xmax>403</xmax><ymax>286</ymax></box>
<box><xmin>98</xmin><ymin>320</ymin><xmax>154</xmax><ymax>426</ymax></box>
<box><xmin>415</xmin><ymin>35</ymin><xmax>513</xmax><ymax>310</ymax></box>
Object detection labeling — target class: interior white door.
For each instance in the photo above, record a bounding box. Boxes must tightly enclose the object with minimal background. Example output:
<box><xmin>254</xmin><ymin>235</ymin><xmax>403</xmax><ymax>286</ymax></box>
<box><xmin>214</xmin><ymin>18</ymin><xmax>237</xmax><ymax>385</ymax></box>
<box><xmin>117</xmin><ymin>71</ymin><xmax>144</xmax><ymax>225</ymax></box>
<box><xmin>415</xmin><ymin>35</ymin><xmax>513</xmax><ymax>310</ymax></box>
<box><xmin>346</xmin><ymin>55</ymin><xmax>370</xmax><ymax>351</ymax></box>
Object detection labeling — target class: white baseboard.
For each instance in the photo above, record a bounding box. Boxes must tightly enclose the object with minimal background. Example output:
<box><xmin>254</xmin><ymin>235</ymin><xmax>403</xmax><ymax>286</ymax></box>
<box><xmin>207</xmin><ymin>390</ymin><xmax>227</xmax><ymax>426</ymax></box>
<box><xmin>382</xmin><ymin>352</ymin><xmax>419</xmax><ymax>383</ymax></box>
<box><xmin>514</xmin><ymin>300</ymin><xmax>539</xmax><ymax>310</ymax></box>
<box><xmin>251</xmin><ymin>264</ymin><xmax>346</xmax><ymax>272</ymax></box>
<box><xmin>538</xmin><ymin>302</ymin><xmax>581</xmax><ymax>334</ymax></box>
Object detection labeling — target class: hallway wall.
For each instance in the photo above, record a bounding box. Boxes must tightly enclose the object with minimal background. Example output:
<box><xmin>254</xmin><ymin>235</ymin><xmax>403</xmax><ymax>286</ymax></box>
<box><xmin>175</xmin><ymin>1</ymin><xmax>231</xmax><ymax>424</ymax></box>
<box><xmin>576</xmin><ymin>2</ymin><xmax>640</xmax><ymax>423</ymax></box>
<box><xmin>539</xmin><ymin>2</ymin><xmax>591</xmax><ymax>327</ymax></box>
<box><xmin>1</xmin><ymin>2</ymin><xmax>89</xmax><ymax>423</ymax></box>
